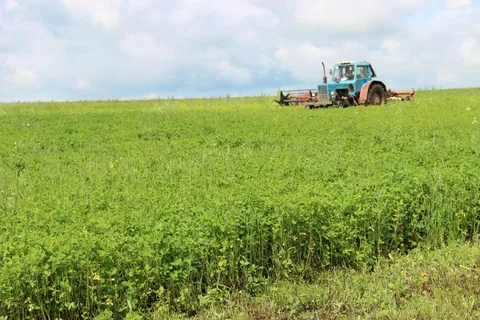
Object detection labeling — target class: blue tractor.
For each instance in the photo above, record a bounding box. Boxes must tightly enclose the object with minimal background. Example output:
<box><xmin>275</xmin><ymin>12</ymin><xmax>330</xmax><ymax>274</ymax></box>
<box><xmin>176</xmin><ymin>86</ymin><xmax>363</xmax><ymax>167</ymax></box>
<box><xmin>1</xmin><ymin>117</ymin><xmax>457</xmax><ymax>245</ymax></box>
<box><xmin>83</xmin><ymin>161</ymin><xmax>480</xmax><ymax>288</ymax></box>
<box><xmin>276</xmin><ymin>61</ymin><xmax>414</xmax><ymax>108</ymax></box>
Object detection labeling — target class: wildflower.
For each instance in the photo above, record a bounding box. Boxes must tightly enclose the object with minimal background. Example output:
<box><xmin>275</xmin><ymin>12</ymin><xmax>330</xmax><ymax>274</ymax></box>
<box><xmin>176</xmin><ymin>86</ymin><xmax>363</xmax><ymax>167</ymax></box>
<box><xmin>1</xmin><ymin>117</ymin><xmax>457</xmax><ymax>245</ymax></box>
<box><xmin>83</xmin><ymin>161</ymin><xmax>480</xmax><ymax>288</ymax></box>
<box><xmin>466</xmin><ymin>107</ymin><xmax>471</xmax><ymax>111</ymax></box>
<box><xmin>92</xmin><ymin>272</ymin><xmax>101</xmax><ymax>281</ymax></box>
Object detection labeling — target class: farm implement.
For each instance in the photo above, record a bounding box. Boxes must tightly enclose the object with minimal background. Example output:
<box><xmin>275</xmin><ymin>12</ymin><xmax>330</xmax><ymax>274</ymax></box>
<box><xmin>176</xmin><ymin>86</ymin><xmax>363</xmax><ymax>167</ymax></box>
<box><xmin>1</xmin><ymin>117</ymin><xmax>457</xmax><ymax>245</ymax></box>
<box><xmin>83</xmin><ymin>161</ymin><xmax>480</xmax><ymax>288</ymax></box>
<box><xmin>276</xmin><ymin>61</ymin><xmax>414</xmax><ymax>108</ymax></box>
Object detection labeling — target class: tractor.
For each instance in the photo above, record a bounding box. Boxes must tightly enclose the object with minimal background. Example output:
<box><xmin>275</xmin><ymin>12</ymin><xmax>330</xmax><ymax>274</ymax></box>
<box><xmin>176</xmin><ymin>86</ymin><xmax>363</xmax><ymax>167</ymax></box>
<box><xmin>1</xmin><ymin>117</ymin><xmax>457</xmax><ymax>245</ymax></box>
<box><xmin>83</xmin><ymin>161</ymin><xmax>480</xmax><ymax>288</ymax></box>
<box><xmin>276</xmin><ymin>61</ymin><xmax>414</xmax><ymax>108</ymax></box>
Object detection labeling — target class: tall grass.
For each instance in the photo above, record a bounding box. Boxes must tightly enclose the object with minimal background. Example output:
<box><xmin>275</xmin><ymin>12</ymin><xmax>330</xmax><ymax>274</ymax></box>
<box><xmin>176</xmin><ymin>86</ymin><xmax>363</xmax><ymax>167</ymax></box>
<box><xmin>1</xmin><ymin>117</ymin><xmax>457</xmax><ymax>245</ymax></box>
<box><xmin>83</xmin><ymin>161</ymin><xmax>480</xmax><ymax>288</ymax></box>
<box><xmin>0</xmin><ymin>89</ymin><xmax>479</xmax><ymax>318</ymax></box>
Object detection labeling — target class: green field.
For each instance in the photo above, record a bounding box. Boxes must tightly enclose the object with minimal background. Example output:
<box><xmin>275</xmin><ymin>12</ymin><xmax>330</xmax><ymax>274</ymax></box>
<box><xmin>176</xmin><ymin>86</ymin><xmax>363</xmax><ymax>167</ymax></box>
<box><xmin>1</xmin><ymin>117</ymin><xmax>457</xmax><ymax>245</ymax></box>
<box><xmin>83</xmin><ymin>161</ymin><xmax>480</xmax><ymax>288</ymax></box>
<box><xmin>0</xmin><ymin>89</ymin><xmax>479</xmax><ymax>319</ymax></box>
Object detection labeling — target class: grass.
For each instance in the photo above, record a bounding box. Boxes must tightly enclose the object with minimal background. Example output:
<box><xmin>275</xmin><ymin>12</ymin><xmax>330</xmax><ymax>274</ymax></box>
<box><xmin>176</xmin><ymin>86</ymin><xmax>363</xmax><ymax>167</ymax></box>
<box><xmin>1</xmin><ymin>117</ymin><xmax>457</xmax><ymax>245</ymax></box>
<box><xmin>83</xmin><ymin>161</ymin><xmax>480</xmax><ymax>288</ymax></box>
<box><xmin>0</xmin><ymin>89</ymin><xmax>479</xmax><ymax>319</ymax></box>
<box><xmin>158</xmin><ymin>242</ymin><xmax>480</xmax><ymax>320</ymax></box>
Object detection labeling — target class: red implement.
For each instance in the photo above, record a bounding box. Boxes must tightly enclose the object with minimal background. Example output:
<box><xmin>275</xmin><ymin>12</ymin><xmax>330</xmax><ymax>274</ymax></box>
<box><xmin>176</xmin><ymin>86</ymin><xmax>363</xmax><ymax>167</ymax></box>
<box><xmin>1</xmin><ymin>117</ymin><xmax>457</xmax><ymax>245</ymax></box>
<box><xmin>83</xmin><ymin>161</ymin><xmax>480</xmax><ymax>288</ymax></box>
<box><xmin>276</xmin><ymin>89</ymin><xmax>318</xmax><ymax>106</ymax></box>
<box><xmin>387</xmin><ymin>89</ymin><xmax>415</xmax><ymax>101</ymax></box>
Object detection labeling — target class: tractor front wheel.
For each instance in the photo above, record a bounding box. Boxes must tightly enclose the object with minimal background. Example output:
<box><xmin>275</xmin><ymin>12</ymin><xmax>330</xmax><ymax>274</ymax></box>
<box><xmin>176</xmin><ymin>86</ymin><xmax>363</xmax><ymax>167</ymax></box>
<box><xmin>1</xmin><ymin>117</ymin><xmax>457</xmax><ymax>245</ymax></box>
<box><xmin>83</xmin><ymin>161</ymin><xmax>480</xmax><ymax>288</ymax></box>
<box><xmin>366</xmin><ymin>84</ymin><xmax>387</xmax><ymax>105</ymax></box>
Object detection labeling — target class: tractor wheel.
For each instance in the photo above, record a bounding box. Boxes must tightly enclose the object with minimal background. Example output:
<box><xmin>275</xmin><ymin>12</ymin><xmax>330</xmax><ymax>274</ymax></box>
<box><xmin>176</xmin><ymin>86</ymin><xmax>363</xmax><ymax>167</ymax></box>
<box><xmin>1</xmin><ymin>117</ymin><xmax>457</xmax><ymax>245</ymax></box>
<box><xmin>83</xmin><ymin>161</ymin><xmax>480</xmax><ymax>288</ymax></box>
<box><xmin>366</xmin><ymin>84</ymin><xmax>387</xmax><ymax>105</ymax></box>
<box><xmin>305</xmin><ymin>99</ymin><xmax>315</xmax><ymax>109</ymax></box>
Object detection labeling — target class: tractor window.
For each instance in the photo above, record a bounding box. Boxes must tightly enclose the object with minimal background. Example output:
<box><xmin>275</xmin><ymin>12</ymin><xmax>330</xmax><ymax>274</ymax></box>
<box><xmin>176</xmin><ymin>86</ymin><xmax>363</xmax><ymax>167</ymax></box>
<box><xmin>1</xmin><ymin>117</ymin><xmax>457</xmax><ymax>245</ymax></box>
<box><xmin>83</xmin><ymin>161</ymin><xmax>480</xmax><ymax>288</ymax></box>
<box><xmin>357</xmin><ymin>66</ymin><xmax>368</xmax><ymax>79</ymax></box>
<box><xmin>333</xmin><ymin>65</ymin><xmax>354</xmax><ymax>82</ymax></box>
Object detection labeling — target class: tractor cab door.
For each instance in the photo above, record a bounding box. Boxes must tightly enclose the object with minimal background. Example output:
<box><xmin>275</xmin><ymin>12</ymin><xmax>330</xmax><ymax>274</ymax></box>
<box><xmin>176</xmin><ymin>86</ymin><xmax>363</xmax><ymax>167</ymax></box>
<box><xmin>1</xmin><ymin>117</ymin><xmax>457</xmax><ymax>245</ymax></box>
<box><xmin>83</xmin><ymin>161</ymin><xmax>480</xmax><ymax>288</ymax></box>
<box><xmin>354</xmin><ymin>65</ymin><xmax>370</xmax><ymax>95</ymax></box>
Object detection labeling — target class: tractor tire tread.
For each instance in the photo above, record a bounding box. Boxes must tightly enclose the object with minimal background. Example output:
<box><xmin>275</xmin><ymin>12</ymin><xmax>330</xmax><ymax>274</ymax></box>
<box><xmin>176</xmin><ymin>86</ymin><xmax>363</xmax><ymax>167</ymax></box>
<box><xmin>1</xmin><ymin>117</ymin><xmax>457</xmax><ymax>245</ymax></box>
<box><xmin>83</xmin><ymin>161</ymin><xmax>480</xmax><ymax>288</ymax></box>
<box><xmin>366</xmin><ymin>83</ymin><xmax>387</xmax><ymax>106</ymax></box>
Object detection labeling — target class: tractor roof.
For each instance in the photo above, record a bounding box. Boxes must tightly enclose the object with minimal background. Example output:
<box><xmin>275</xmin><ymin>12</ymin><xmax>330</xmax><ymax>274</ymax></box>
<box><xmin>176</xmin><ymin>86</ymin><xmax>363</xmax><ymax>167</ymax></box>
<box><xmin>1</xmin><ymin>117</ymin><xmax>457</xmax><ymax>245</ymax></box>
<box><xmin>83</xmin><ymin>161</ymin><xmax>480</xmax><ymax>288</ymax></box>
<box><xmin>338</xmin><ymin>61</ymin><xmax>370</xmax><ymax>65</ymax></box>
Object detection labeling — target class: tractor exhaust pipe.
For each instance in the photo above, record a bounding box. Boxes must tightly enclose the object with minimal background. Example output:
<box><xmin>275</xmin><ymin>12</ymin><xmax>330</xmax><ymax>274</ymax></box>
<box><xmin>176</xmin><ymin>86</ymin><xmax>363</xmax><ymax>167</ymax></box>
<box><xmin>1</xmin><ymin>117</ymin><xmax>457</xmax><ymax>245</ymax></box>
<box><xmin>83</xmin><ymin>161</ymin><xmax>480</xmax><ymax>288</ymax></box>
<box><xmin>322</xmin><ymin>62</ymin><xmax>327</xmax><ymax>84</ymax></box>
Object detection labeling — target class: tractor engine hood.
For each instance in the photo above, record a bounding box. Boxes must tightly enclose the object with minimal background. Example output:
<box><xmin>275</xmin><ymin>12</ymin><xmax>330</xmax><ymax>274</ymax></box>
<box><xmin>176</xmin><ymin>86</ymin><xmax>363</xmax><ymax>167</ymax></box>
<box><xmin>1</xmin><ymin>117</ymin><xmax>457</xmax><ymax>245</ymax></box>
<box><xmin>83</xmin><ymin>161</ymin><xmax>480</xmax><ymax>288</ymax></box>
<box><xmin>319</xmin><ymin>82</ymin><xmax>356</xmax><ymax>95</ymax></box>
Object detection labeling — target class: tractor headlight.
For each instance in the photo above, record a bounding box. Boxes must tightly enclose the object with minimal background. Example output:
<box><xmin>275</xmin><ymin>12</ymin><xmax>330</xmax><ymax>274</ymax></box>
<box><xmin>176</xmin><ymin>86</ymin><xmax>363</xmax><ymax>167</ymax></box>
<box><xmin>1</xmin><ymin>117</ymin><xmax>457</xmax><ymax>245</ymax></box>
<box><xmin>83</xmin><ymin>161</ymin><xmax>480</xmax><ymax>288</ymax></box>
<box><xmin>330</xmin><ymin>91</ymin><xmax>335</xmax><ymax>97</ymax></box>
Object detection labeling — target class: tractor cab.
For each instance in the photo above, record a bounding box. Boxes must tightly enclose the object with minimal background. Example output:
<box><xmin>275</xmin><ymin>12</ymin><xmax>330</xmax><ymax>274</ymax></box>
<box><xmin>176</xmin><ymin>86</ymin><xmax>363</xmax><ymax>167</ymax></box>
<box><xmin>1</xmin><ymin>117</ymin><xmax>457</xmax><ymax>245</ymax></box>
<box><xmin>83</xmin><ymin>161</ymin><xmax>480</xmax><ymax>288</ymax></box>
<box><xmin>329</xmin><ymin>61</ymin><xmax>376</xmax><ymax>94</ymax></box>
<box><xmin>314</xmin><ymin>61</ymin><xmax>380</xmax><ymax>106</ymax></box>
<box><xmin>332</xmin><ymin>62</ymin><xmax>374</xmax><ymax>82</ymax></box>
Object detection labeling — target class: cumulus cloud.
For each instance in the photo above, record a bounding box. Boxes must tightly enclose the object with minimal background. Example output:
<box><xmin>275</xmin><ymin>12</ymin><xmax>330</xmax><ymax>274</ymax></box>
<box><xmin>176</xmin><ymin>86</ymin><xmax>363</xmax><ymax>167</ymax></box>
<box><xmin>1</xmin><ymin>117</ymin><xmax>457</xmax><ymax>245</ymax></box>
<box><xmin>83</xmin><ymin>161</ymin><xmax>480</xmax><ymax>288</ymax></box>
<box><xmin>5</xmin><ymin>0</ymin><xmax>20</xmax><ymax>11</ymax></box>
<box><xmin>274</xmin><ymin>41</ymin><xmax>376</xmax><ymax>85</ymax></box>
<box><xmin>436</xmin><ymin>72</ymin><xmax>457</xmax><ymax>85</ymax></box>
<box><xmin>215</xmin><ymin>60</ymin><xmax>253</xmax><ymax>86</ymax></box>
<box><xmin>74</xmin><ymin>80</ymin><xmax>90</xmax><ymax>90</ymax></box>
<box><xmin>122</xmin><ymin>32</ymin><xmax>174</xmax><ymax>64</ymax></box>
<box><xmin>292</xmin><ymin>0</ymin><xmax>396</xmax><ymax>34</ymax></box>
<box><xmin>60</xmin><ymin>0</ymin><xmax>123</xmax><ymax>28</ymax></box>
<box><xmin>8</xmin><ymin>70</ymin><xmax>41</xmax><ymax>88</ymax></box>
<box><xmin>275</xmin><ymin>43</ymin><xmax>330</xmax><ymax>84</ymax></box>
<box><xmin>0</xmin><ymin>0</ymin><xmax>479</xmax><ymax>101</ymax></box>
<box><xmin>447</xmin><ymin>0</ymin><xmax>470</xmax><ymax>8</ymax></box>
<box><xmin>459</xmin><ymin>38</ymin><xmax>480</xmax><ymax>66</ymax></box>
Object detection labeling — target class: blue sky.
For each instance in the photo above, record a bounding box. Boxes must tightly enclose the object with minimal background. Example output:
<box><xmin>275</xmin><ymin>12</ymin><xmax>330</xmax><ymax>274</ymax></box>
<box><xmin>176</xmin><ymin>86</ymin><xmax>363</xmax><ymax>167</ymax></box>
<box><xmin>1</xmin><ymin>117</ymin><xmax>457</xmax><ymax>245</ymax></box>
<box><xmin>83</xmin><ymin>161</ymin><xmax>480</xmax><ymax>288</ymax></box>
<box><xmin>0</xmin><ymin>0</ymin><xmax>479</xmax><ymax>101</ymax></box>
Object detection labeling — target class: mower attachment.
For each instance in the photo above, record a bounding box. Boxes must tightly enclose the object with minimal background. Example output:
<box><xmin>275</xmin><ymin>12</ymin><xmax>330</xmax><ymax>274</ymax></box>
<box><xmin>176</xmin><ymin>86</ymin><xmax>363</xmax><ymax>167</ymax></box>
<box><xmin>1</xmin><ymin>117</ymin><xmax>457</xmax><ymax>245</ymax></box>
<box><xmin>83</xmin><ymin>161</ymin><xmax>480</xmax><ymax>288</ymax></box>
<box><xmin>387</xmin><ymin>89</ymin><xmax>415</xmax><ymax>101</ymax></box>
<box><xmin>275</xmin><ymin>89</ymin><xmax>318</xmax><ymax>106</ymax></box>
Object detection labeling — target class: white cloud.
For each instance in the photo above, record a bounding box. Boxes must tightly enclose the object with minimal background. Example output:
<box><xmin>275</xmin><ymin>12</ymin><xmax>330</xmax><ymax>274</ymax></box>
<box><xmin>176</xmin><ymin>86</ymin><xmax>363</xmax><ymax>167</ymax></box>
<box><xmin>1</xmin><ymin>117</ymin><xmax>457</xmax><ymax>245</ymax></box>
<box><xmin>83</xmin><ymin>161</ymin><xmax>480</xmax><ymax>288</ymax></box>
<box><xmin>172</xmin><ymin>0</ymin><xmax>279</xmax><ymax>44</ymax></box>
<box><xmin>4</xmin><ymin>22</ymin><xmax>72</xmax><ymax>81</ymax></box>
<box><xmin>381</xmin><ymin>39</ymin><xmax>402</xmax><ymax>53</ymax></box>
<box><xmin>0</xmin><ymin>0</ymin><xmax>480</xmax><ymax>101</ymax></box>
<box><xmin>74</xmin><ymin>80</ymin><xmax>90</xmax><ymax>90</ymax></box>
<box><xmin>274</xmin><ymin>42</ymin><xmax>373</xmax><ymax>84</ymax></box>
<box><xmin>397</xmin><ymin>0</ymin><xmax>431</xmax><ymax>6</ymax></box>
<box><xmin>174</xmin><ymin>0</ymin><xmax>277</xmax><ymax>27</ymax></box>
<box><xmin>458</xmin><ymin>38</ymin><xmax>480</xmax><ymax>66</ymax></box>
<box><xmin>446</xmin><ymin>0</ymin><xmax>470</xmax><ymax>8</ymax></box>
<box><xmin>215</xmin><ymin>61</ymin><xmax>253</xmax><ymax>86</ymax></box>
<box><xmin>274</xmin><ymin>43</ymin><xmax>329</xmax><ymax>83</ymax></box>
<box><xmin>5</xmin><ymin>0</ymin><xmax>20</xmax><ymax>11</ymax></box>
<box><xmin>60</xmin><ymin>0</ymin><xmax>122</xmax><ymax>28</ymax></box>
<box><xmin>292</xmin><ymin>0</ymin><xmax>396</xmax><ymax>33</ymax></box>
<box><xmin>436</xmin><ymin>72</ymin><xmax>457</xmax><ymax>84</ymax></box>
<box><xmin>8</xmin><ymin>70</ymin><xmax>41</xmax><ymax>88</ymax></box>
<box><xmin>122</xmin><ymin>32</ymin><xmax>174</xmax><ymax>64</ymax></box>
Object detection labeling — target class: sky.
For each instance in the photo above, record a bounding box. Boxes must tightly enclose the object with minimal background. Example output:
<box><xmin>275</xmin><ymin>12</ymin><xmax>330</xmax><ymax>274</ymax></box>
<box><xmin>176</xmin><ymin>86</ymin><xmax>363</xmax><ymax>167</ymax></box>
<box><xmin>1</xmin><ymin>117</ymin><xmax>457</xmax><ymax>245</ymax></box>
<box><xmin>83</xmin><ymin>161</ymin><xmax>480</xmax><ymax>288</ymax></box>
<box><xmin>0</xmin><ymin>0</ymin><xmax>479</xmax><ymax>102</ymax></box>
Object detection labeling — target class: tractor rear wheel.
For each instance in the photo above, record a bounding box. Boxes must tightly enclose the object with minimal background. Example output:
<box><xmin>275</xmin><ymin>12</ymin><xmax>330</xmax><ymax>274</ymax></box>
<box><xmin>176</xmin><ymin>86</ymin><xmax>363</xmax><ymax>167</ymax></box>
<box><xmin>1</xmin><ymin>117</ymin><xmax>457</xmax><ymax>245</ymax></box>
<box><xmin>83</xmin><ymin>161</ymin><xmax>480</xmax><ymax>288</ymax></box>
<box><xmin>366</xmin><ymin>84</ymin><xmax>387</xmax><ymax>105</ymax></box>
